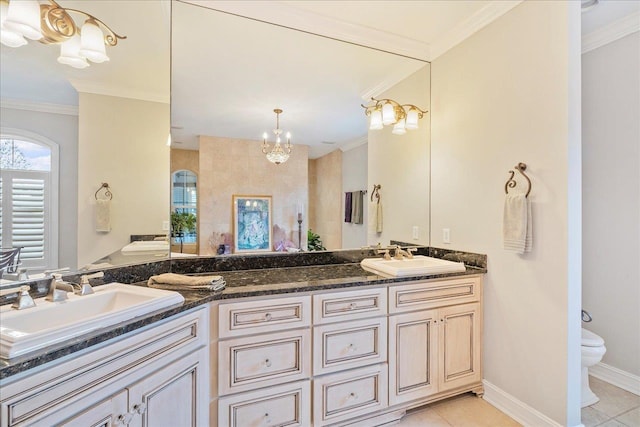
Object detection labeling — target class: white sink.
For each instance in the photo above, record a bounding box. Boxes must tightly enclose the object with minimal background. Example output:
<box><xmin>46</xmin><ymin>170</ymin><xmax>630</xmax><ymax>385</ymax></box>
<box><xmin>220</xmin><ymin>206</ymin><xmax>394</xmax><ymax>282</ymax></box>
<box><xmin>121</xmin><ymin>240</ymin><xmax>169</xmax><ymax>253</ymax></box>
<box><xmin>361</xmin><ymin>255</ymin><xmax>466</xmax><ymax>277</ymax></box>
<box><xmin>0</xmin><ymin>283</ymin><xmax>184</xmax><ymax>359</ymax></box>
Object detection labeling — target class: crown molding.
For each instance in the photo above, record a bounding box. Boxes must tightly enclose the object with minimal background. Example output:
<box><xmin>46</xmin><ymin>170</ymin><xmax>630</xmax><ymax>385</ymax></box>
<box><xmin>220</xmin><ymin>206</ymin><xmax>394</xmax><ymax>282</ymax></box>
<box><xmin>360</xmin><ymin>65</ymin><xmax>427</xmax><ymax>100</ymax></box>
<box><xmin>430</xmin><ymin>0</ymin><xmax>524</xmax><ymax>60</ymax></box>
<box><xmin>0</xmin><ymin>98</ymin><xmax>79</xmax><ymax>116</ymax></box>
<box><xmin>69</xmin><ymin>80</ymin><xmax>170</xmax><ymax>105</ymax></box>
<box><xmin>582</xmin><ymin>11</ymin><xmax>640</xmax><ymax>54</ymax></box>
<box><xmin>181</xmin><ymin>0</ymin><xmax>430</xmax><ymax>61</ymax></box>
<box><xmin>339</xmin><ymin>135</ymin><xmax>368</xmax><ymax>153</ymax></box>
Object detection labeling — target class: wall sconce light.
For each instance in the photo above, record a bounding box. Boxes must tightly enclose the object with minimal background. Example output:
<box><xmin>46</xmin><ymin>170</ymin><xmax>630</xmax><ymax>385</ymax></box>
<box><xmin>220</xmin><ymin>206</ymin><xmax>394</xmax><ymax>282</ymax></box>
<box><xmin>262</xmin><ymin>108</ymin><xmax>292</xmax><ymax>165</ymax></box>
<box><xmin>362</xmin><ymin>97</ymin><xmax>428</xmax><ymax>135</ymax></box>
<box><xmin>0</xmin><ymin>0</ymin><xmax>126</xmax><ymax>69</ymax></box>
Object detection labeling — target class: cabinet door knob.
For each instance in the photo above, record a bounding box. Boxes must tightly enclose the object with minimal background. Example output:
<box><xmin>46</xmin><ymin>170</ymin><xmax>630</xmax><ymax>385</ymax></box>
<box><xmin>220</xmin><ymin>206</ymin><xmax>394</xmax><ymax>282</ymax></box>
<box><xmin>116</xmin><ymin>413</ymin><xmax>133</xmax><ymax>425</ymax></box>
<box><xmin>133</xmin><ymin>403</ymin><xmax>147</xmax><ymax>414</ymax></box>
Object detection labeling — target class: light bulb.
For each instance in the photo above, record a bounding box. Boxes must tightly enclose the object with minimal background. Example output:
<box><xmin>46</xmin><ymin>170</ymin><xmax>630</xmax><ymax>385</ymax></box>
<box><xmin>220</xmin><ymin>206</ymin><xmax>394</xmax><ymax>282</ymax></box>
<box><xmin>0</xmin><ymin>2</ymin><xmax>27</xmax><ymax>47</ymax></box>
<box><xmin>369</xmin><ymin>109</ymin><xmax>383</xmax><ymax>130</ymax></box>
<box><xmin>262</xmin><ymin>132</ymin><xmax>268</xmax><ymax>140</ymax></box>
<box><xmin>382</xmin><ymin>102</ymin><xmax>396</xmax><ymax>125</ymax></box>
<box><xmin>79</xmin><ymin>19</ymin><xmax>109</xmax><ymax>63</ymax></box>
<box><xmin>3</xmin><ymin>0</ymin><xmax>42</xmax><ymax>41</ymax></box>
<box><xmin>58</xmin><ymin>35</ymin><xmax>90</xmax><ymax>69</ymax></box>
<box><xmin>392</xmin><ymin>118</ymin><xmax>407</xmax><ymax>135</ymax></box>
<box><xmin>405</xmin><ymin>108</ymin><xmax>420</xmax><ymax>130</ymax></box>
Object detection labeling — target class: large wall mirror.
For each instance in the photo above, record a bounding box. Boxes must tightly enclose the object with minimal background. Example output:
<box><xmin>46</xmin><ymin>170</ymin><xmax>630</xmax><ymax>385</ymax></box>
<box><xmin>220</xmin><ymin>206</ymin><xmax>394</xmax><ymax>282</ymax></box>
<box><xmin>0</xmin><ymin>0</ymin><xmax>170</xmax><ymax>286</ymax></box>
<box><xmin>171</xmin><ymin>1</ymin><xmax>431</xmax><ymax>257</ymax></box>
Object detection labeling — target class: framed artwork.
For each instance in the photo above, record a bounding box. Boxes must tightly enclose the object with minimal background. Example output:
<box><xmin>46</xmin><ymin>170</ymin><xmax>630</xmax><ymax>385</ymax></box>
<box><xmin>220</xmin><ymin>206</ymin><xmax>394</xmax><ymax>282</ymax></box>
<box><xmin>232</xmin><ymin>195</ymin><xmax>272</xmax><ymax>253</ymax></box>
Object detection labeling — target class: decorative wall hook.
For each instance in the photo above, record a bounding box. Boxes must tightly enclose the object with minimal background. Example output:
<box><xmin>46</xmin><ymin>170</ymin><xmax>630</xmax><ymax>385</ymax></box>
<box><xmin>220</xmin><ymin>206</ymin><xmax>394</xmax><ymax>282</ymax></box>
<box><xmin>95</xmin><ymin>182</ymin><xmax>113</xmax><ymax>200</ymax></box>
<box><xmin>504</xmin><ymin>163</ymin><xmax>531</xmax><ymax>197</ymax></box>
<box><xmin>371</xmin><ymin>184</ymin><xmax>381</xmax><ymax>203</ymax></box>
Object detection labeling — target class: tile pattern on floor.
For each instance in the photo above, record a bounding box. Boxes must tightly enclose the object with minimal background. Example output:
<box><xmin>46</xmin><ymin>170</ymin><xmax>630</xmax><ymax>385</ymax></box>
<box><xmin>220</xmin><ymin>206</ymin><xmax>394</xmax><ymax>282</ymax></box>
<box><xmin>397</xmin><ymin>393</ymin><xmax>521</xmax><ymax>427</ymax></box>
<box><xmin>582</xmin><ymin>376</ymin><xmax>640</xmax><ymax>427</ymax></box>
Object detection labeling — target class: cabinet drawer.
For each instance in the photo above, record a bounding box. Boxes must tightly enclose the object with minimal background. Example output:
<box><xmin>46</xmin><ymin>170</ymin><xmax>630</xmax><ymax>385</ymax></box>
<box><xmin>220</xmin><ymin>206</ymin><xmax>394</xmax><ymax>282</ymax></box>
<box><xmin>389</xmin><ymin>276</ymin><xmax>481</xmax><ymax>313</ymax></box>
<box><xmin>219</xmin><ymin>295</ymin><xmax>311</xmax><ymax>338</ymax></box>
<box><xmin>313</xmin><ymin>287</ymin><xmax>387</xmax><ymax>324</ymax></box>
<box><xmin>313</xmin><ymin>364</ymin><xmax>388</xmax><ymax>426</ymax></box>
<box><xmin>313</xmin><ymin>317</ymin><xmax>387</xmax><ymax>375</ymax></box>
<box><xmin>219</xmin><ymin>380</ymin><xmax>310</xmax><ymax>427</ymax></box>
<box><xmin>219</xmin><ymin>329</ymin><xmax>311</xmax><ymax>395</ymax></box>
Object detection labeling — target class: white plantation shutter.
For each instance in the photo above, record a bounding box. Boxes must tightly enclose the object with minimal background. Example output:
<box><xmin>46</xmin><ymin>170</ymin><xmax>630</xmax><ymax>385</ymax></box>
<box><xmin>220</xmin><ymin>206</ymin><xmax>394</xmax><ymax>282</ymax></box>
<box><xmin>0</xmin><ymin>171</ymin><xmax>51</xmax><ymax>270</ymax></box>
<box><xmin>0</xmin><ymin>177</ymin><xmax>3</xmax><ymax>246</ymax></box>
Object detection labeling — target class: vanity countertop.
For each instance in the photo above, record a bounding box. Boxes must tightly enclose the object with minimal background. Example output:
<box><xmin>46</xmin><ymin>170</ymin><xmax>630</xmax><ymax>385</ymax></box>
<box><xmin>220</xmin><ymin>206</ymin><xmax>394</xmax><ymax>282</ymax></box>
<box><xmin>0</xmin><ymin>261</ymin><xmax>485</xmax><ymax>380</ymax></box>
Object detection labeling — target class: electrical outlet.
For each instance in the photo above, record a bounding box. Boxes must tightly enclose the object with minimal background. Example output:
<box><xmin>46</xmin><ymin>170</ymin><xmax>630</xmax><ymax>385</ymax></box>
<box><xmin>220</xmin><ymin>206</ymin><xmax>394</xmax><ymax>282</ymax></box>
<box><xmin>162</xmin><ymin>221</ymin><xmax>170</xmax><ymax>231</ymax></box>
<box><xmin>443</xmin><ymin>228</ymin><xmax>451</xmax><ymax>244</ymax></box>
<box><xmin>412</xmin><ymin>226</ymin><xmax>419</xmax><ymax>240</ymax></box>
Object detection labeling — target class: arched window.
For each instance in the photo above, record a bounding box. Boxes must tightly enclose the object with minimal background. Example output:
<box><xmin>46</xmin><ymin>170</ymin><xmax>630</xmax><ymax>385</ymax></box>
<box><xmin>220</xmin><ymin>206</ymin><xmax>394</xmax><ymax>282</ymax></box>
<box><xmin>0</xmin><ymin>132</ymin><xmax>59</xmax><ymax>272</ymax></box>
<box><xmin>171</xmin><ymin>170</ymin><xmax>197</xmax><ymax>251</ymax></box>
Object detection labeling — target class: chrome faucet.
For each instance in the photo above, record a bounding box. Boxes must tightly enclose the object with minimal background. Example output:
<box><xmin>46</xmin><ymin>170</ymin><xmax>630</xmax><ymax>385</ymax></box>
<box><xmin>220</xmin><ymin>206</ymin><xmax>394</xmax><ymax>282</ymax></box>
<box><xmin>11</xmin><ymin>286</ymin><xmax>36</xmax><ymax>310</ymax></box>
<box><xmin>46</xmin><ymin>274</ymin><xmax>75</xmax><ymax>302</ymax></box>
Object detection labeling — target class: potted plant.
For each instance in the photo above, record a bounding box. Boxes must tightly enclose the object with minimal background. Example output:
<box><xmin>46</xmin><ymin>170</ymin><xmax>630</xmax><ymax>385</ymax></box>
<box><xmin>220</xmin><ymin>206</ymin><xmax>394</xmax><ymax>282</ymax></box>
<box><xmin>307</xmin><ymin>229</ymin><xmax>326</xmax><ymax>251</ymax></box>
<box><xmin>170</xmin><ymin>211</ymin><xmax>196</xmax><ymax>253</ymax></box>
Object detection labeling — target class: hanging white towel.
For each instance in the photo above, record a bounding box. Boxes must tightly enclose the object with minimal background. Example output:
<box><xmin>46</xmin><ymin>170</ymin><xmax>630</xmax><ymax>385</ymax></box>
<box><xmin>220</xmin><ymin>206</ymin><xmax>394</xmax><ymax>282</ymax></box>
<box><xmin>503</xmin><ymin>193</ymin><xmax>532</xmax><ymax>253</ymax></box>
<box><xmin>376</xmin><ymin>202</ymin><xmax>383</xmax><ymax>233</ymax></box>
<box><xmin>95</xmin><ymin>199</ymin><xmax>111</xmax><ymax>233</ymax></box>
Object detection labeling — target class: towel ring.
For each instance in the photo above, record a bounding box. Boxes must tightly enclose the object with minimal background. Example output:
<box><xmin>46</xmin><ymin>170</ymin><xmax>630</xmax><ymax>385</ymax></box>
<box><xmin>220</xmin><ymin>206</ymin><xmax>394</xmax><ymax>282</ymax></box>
<box><xmin>505</xmin><ymin>163</ymin><xmax>531</xmax><ymax>197</ymax></box>
<box><xmin>95</xmin><ymin>183</ymin><xmax>113</xmax><ymax>200</ymax></box>
<box><xmin>370</xmin><ymin>184</ymin><xmax>381</xmax><ymax>203</ymax></box>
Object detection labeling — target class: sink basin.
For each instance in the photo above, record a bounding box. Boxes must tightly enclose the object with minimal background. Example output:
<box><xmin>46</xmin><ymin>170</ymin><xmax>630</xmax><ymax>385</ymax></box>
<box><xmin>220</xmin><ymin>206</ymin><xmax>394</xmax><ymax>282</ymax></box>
<box><xmin>361</xmin><ymin>255</ymin><xmax>466</xmax><ymax>277</ymax></box>
<box><xmin>0</xmin><ymin>283</ymin><xmax>184</xmax><ymax>359</ymax></box>
<box><xmin>121</xmin><ymin>240</ymin><xmax>169</xmax><ymax>253</ymax></box>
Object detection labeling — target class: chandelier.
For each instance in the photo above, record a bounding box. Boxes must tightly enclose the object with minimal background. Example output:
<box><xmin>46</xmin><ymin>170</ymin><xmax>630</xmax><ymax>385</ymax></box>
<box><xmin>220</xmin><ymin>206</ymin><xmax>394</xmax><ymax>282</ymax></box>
<box><xmin>0</xmin><ymin>0</ymin><xmax>126</xmax><ymax>69</ymax></box>
<box><xmin>361</xmin><ymin>97</ymin><xmax>428</xmax><ymax>135</ymax></box>
<box><xmin>262</xmin><ymin>108</ymin><xmax>292</xmax><ymax>165</ymax></box>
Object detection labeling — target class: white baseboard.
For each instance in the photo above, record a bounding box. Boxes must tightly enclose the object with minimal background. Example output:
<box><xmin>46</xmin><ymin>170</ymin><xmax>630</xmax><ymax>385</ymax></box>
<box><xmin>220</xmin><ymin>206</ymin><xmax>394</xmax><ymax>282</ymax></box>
<box><xmin>590</xmin><ymin>362</ymin><xmax>640</xmax><ymax>396</ymax></box>
<box><xmin>482</xmin><ymin>380</ymin><xmax>584</xmax><ymax>427</ymax></box>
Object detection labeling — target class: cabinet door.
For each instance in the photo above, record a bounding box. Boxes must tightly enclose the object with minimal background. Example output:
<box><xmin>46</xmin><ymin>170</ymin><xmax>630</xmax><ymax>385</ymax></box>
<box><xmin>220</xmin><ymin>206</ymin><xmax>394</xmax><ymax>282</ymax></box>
<box><xmin>438</xmin><ymin>303</ymin><xmax>482</xmax><ymax>392</ymax></box>
<box><xmin>127</xmin><ymin>350</ymin><xmax>205</xmax><ymax>427</ymax></box>
<box><xmin>51</xmin><ymin>391</ymin><xmax>129</xmax><ymax>427</ymax></box>
<box><xmin>388</xmin><ymin>310</ymin><xmax>438</xmax><ymax>406</ymax></box>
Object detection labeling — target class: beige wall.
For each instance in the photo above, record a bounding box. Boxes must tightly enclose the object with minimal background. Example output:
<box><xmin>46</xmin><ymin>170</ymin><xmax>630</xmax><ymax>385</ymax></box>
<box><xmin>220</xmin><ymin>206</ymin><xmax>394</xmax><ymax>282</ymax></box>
<box><xmin>368</xmin><ymin>65</ymin><xmax>430</xmax><ymax>247</ymax></box>
<box><xmin>77</xmin><ymin>93</ymin><xmax>170</xmax><ymax>268</ymax></box>
<box><xmin>583</xmin><ymin>32</ymin><xmax>640</xmax><ymax>377</ymax></box>
<box><xmin>309</xmin><ymin>150</ymin><xmax>342</xmax><ymax>250</ymax></box>
<box><xmin>431</xmin><ymin>1</ymin><xmax>582</xmax><ymax>425</ymax></box>
<box><xmin>342</xmin><ymin>143</ymin><xmax>368</xmax><ymax>248</ymax></box>
<box><xmin>171</xmin><ymin>148</ymin><xmax>199</xmax><ymax>175</ymax></box>
<box><xmin>199</xmin><ymin>136</ymin><xmax>308</xmax><ymax>255</ymax></box>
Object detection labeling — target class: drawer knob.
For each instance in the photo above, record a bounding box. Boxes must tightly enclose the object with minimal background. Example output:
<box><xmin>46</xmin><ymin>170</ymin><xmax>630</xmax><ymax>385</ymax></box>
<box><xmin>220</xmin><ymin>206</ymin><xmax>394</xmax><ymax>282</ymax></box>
<box><xmin>348</xmin><ymin>343</ymin><xmax>358</xmax><ymax>352</ymax></box>
<box><xmin>264</xmin><ymin>358</ymin><xmax>272</xmax><ymax>368</ymax></box>
<box><xmin>349</xmin><ymin>302</ymin><xmax>357</xmax><ymax>310</ymax></box>
<box><xmin>264</xmin><ymin>313</ymin><xmax>272</xmax><ymax>321</ymax></box>
<box><xmin>348</xmin><ymin>392</ymin><xmax>358</xmax><ymax>400</ymax></box>
<box><xmin>116</xmin><ymin>413</ymin><xmax>133</xmax><ymax>425</ymax></box>
<box><xmin>264</xmin><ymin>413</ymin><xmax>271</xmax><ymax>423</ymax></box>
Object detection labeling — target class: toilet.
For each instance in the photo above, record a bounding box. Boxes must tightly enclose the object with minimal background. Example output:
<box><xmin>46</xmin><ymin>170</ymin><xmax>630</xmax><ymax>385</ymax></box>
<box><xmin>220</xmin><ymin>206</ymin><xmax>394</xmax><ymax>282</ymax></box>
<box><xmin>581</xmin><ymin>328</ymin><xmax>606</xmax><ymax>407</ymax></box>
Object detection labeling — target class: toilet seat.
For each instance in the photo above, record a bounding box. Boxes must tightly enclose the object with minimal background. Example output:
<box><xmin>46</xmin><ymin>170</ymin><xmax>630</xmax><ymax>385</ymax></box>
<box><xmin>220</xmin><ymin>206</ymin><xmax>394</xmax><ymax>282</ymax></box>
<box><xmin>582</xmin><ymin>328</ymin><xmax>604</xmax><ymax>347</ymax></box>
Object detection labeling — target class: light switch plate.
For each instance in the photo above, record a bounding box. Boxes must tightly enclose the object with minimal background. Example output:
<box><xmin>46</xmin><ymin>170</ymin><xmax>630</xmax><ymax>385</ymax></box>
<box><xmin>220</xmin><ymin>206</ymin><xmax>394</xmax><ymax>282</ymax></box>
<box><xmin>443</xmin><ymin>228</ymin><xmax>451</xmax><ymax>244</ymax></box>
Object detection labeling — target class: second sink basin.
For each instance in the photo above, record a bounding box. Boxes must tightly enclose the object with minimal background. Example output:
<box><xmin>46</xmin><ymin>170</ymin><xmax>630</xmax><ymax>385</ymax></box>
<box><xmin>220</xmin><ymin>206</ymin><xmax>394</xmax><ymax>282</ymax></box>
<box><xmin>361</xmin><ymin>255</ymin><xmax>466</xmax><ymax>277</ymax></box>
<box><xmin>0</xmin><ymin>283</ymin><xmax>184</xmax><ymax>359</ymax></box>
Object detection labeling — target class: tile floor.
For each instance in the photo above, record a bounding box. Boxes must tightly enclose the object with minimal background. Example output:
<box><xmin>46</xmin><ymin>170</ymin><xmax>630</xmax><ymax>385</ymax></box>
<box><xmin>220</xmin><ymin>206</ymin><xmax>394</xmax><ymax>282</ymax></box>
<box><xmin>397</xmin><ymin>392</ymin><xmax>521</xmax><ymax>427</ymax></box>
<box><xmin>395</xmin><ymin>376</ymin><xmax>640</xmax><ymax>427</ymax></box>
<box><xmin>581</xmin><ymin>377</ymin><xmax>640</xmax><ymax>427</ymax></box>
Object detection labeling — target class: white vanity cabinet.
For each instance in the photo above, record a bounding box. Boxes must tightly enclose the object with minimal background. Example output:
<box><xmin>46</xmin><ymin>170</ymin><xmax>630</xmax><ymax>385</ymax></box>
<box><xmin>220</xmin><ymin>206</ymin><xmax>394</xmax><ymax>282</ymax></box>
<box><xmin>212</xmin><ymin>273</ymin><xmax>483</xmax><ymax>426</ymax></box>
<box><xmin>0</xmin><ymin>307</ymin><xmax>209</xmax><ymax>427</ymax></box>
<box><xmin>388</xmin><ymin>277</ymin><xmax>483</xmax><ymax>406</ymax></box>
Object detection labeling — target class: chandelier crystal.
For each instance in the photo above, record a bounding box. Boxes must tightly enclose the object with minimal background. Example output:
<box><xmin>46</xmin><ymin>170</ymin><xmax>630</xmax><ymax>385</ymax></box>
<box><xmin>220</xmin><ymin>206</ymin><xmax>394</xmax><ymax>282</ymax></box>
<box><xmin>0</xmin><ymin>0</ymin><xmax>126</xmax><ymax>69</ymax></box>
<box><xmin>361</xmin><ymin>97</ymin><xmax>428</xmax><ymax>135</ymax></box>
<box><xmin>262</xmin><ymin>108</ymin><xmax>292</xmax><ymax>165</ymax></box>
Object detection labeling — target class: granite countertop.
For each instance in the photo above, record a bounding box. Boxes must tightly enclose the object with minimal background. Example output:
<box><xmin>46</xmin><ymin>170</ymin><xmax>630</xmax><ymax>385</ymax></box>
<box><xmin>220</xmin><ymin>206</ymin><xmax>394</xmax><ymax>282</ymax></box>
<box><xmin>0</xmin><ymin>259</ymin><xmax>486</xmax><ymax>380</ymax></box>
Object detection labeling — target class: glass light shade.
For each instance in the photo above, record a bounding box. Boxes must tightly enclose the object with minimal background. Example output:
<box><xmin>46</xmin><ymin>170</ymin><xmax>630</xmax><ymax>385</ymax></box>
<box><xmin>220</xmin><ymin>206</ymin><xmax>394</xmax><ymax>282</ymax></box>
<box><xmin>392</xmin><ymin>118</ymin><xmax>407</xmax><ymax>135</ymax></box>
<box><xmin>369</xmin><ymin>109</ymin><xmax>383</xmax><ymax>130</ymax></box>
<box><xmin>79</xmin><ymin>20</ymin><xmax>109</xmax><ymax>63</ymax></box>
<box><xmin>382</xmin><ymin>102</ymin><xmax>396</xmax><ymax>125</ymax></box>
<box><xmin>405</xmin><ymin>108</ymin><xmax>420</xmax><ymax>130</ymax></box>
<box><xmin>1</xmin><ymin>2</ymin><xmax>26</xmax><ymax>47</ymax></box>
<box><xmin>58</xmin><ymin>35</ymin><xmax>90</xmax><ymax>69</ymax></box>
<box><xmin>3</xmin><ymin>0</ymin><xmax>42</xmax><ymax>40</ymax></box>
<box><xmin>266</xmin><ymin>143</ymin><xmax>290</xmax><ymax>165</ymax></box>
